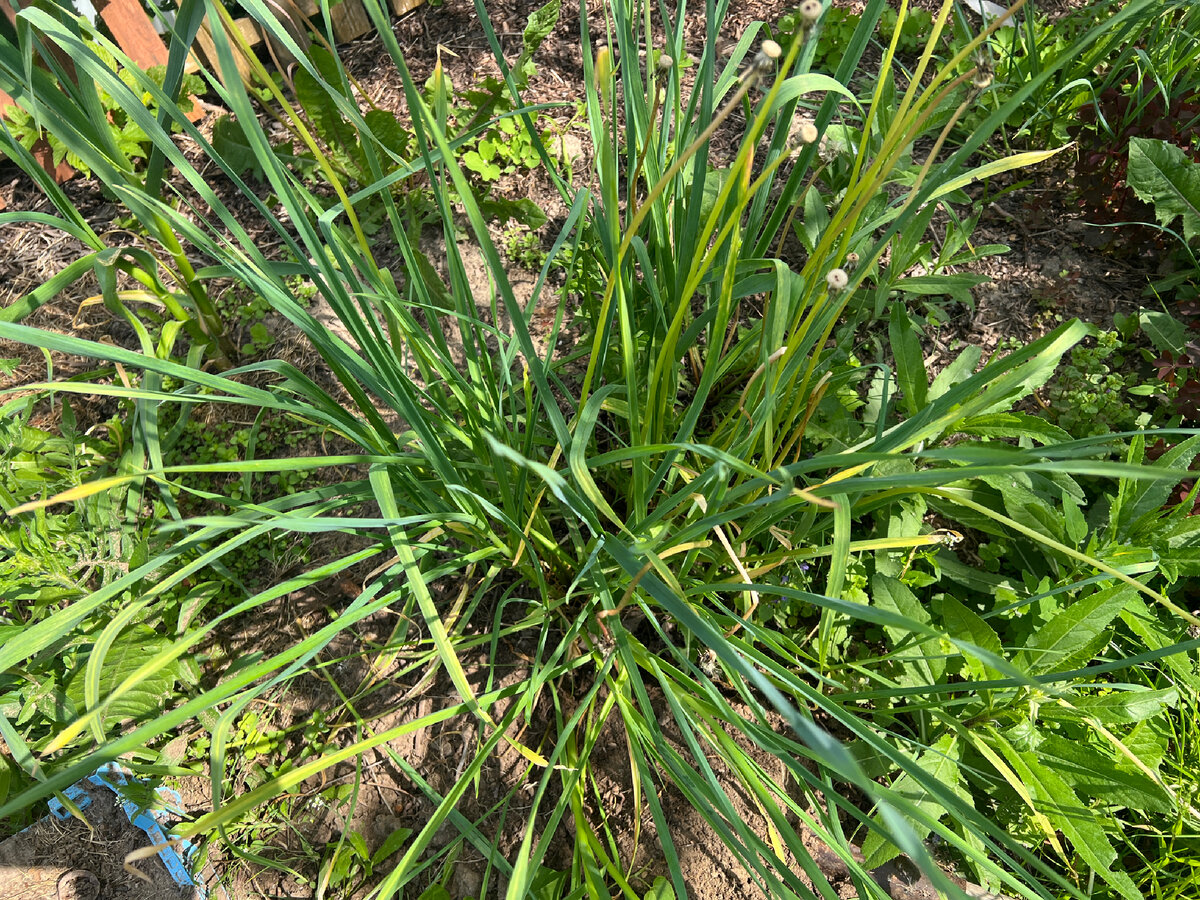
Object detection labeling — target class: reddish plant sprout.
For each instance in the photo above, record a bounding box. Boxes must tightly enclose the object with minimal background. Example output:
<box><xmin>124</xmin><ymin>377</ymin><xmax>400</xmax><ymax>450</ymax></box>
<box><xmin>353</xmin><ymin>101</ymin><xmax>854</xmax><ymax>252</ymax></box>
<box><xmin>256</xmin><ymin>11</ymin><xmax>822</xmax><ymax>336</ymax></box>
<box><xmin>1176</xmin><ymin>299</ymin><xmax>1200</xmax><ymax>324</ymax></box>
<box><xmin>1154</xmin><ymin>350</ymin><xmax>1192</xmax><ymax>386</ymax></box>
<box><xmin>1175</xmin><ymin>378</ymin><xmax>1200</xmax><ymax>422</ymax></box>
<box><xmin>1146</xmin><ymin>438</ymin><xmax>1200</xmax><ymax>515</ymax></box>
<box><xmin>1068</xmin><ymin>79</ymin><xmax>1200</xmax><ymax>254</ymax></box>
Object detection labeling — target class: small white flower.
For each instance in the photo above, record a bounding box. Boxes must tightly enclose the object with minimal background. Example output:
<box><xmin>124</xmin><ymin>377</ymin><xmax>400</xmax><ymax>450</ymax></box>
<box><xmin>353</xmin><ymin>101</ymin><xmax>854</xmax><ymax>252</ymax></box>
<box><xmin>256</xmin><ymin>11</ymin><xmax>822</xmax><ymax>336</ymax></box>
<box><xmin>799</xmin><ymin>0</ymin><xmax>823</xmax><ymax>26</ymax></box>
<box><xmin>753</xmin><ymin>39</ymin><xmax>782</xmax><ymax>73</ymax></box>
<box><xmin>789</xmin><ymin>116</ymin><xmax>819</xmax><ymax>149</ymax></box>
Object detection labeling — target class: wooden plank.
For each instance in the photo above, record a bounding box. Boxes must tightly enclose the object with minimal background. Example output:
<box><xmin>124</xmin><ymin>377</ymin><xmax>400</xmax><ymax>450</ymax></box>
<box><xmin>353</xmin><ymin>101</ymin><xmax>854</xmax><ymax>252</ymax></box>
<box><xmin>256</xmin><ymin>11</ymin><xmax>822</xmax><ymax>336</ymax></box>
<box><xmin>32</xmin><ymin>137</ymin><xmax>76</xmax><ymax>182</ymax></box>
<box><xmin>390</xmin><ymin>0</ymin><xmax>423</xmax><ymax>16</ymax></box>
<box><xmin>93</xmin><ymin>0</ymin><xmax>169</xmax><ymax>70</ymax></box>
<box><xmin>259</xmin><ymin>0</ymin><xmax>313</xmax><ymax>67</ymax></box>
<box><xmin>289</xmin><ymin>0</ymin><xmax>380</xmax><ymax>44</ymax></box>
<box><xmin>0</xmin><ymin>0</ymin><xmax>17</xmax><ymax>113</ymax></box>
<box><xmin>4</xmin><ymin>0</ymin><xmax>77</xmax><ymax>81</ymax></box>
<box><xmin>329</xmin><ymin>0</ymin><xmax>373</xmax><ymax>42</ymax></box>
<box><xmin>192</xmin><ymin>15</ymin><xmax>262</xmax><ymax>87</ymax></box>
<box><xmin>96</xmin><ymin>0</ymin><xmax>207</xmax><ymax>123</ymax></box>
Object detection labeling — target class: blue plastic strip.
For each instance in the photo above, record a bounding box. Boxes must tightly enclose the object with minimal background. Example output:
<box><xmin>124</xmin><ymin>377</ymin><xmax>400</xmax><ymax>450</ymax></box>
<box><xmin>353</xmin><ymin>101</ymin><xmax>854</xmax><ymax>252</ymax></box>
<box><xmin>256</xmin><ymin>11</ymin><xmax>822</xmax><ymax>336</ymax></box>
<box><xmin>38</xmin><ymin>763</ymin><xmax>223</xmax><ymax>899</ymax></box>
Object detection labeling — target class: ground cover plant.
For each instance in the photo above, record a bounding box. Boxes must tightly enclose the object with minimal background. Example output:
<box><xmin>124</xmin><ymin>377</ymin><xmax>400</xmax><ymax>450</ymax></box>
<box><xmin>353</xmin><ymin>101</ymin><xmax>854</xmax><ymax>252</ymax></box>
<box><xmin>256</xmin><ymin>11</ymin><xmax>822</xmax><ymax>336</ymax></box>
<box><xmin>1</xmin><ymin>0</ymin><xmax>1199</xmax><ymax>899</ymax></box>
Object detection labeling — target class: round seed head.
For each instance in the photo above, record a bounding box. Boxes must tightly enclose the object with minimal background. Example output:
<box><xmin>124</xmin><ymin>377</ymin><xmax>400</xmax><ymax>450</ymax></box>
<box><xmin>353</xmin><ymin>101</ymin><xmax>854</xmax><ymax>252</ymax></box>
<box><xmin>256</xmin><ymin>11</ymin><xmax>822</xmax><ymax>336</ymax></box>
<box><xmin>794</xmin><ymin>121</ymin><xmax>819</xmax><ymax>146</ymax></box>
<box><xmin>657</xmin><ymin>52</ymin><xmax>675</xmax><ymax>71</ymax></box>
<box><xmin>826</xmin><ymin>268</ymin><xmax>849</xmax><ymax>292</ymax></box>
<box><xmin>845</xmin><ymin>252</ymin><xmax>860</xmax><ymax>270</ymax></box>
<box><xmin>761</xmin><ymin>39</ymin><xmax>782</xmax><ymax>60</ymax></box>
<box><xmin>799</xmin><ymin>0</ymin><xmax>823</xmax><ymax>25</ymax></box>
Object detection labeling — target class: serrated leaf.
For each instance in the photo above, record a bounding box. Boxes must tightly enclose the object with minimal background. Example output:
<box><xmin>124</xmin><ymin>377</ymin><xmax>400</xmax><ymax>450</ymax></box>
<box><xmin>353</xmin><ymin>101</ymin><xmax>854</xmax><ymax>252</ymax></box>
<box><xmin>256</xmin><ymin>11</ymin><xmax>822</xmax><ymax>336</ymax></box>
<box><xmin>364</xmin><ymin>108</ymin><xmax>409</xmax><ymax>160</ymax></box>
<box><xmin>889</xmin><ymin>302</ymin><xmax>927</xmax><ymax>415</ymax></box>
<box><xmin>1016</xmin><ymin>581</ymin><xmax>1133</xmax><ymax>675</ymax></box>
<box><xmin>295</xmin><ymin>47</ymin><xmax>365</xmax><ymax>175</ymax></box>
<box><xmin>871</xmin><ymin>575</ymin><xmax>944</xmax><ymax>686</ymax></box>
<box><xmin>936</xmin><ymin>595</ymin><xmax>1004</xmax><ymax>680</ymax></box>
<box><xmin>980</xmin><ymin>471</ymin><xmax>1066</xmax><ymax>544</ymax></box>
<box><xmin>512</xmin><ymin>0</ymin><xmax>561</xmax><ymax>90</ymax></box>
<box><xmin>1127</xmin><ymin>137</ymin><xmax>1200</xmax><ymax>244</ymax></box>
<box><xmin>1066</xmin><ymin>687</ymin><xmax>1177</xmax><ymax>724</ymax></box>
<box><xmin>957</xmin><ymin>411</ymin><xmax>1072</xmax><ymax>445</ymax></box>
<box><xmin>1118</xmin><ymin>433</ymin><xmax>1200</xmax><ymax>539</ymax></box>
<box><xmin>64</xmin><ymin>625</ymin><xmax>184</xmax><ymax>723</ymax></box>
<box><xmin>992</xmin><ymin>732</ymin><xmax>1140</xmax><ymax>900</ymax></box>
<box><xmin>371</xmin><ymin>826</ymin><xmax>412</xmax><ymax>866</ymax></box>
<box><xmin>211</xmin><ymin>115</ymin><xmax>308</xmax><ymax>181</ymax></box>
<box><xmin>861</xmin><ymin>734</ymin><xmax>968</xmax><ymax>868</ymax></box>
<box><xmin>1122</xmin><ymin>719</ymin><xmax>1168</xmax><ymax>774</ymax></box>
<box><xmin>928</xmin><ymin>344</ymin><xmax>981</xmax><ymax>400</ymax></box>
<box><xmin>1119</xmin><ymin>596</ymin><xmax>1200</xmax><ymax>689</ymax></box>
<box><xmin>478</xmin><ymin>196</ymin><xmax>549</xmax><ymax>229</ymax></box>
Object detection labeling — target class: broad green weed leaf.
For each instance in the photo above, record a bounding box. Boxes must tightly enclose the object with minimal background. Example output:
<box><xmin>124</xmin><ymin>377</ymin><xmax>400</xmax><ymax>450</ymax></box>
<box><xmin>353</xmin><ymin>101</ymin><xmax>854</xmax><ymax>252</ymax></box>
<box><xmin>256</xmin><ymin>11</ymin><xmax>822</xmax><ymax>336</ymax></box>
<box><xmin>1049</xmin><ymin>687</ymin><xmax>1178</xmax><ymax>725</ymax></box>
<box><xmin>528</xmin><ymin>865</ymin><xmax>570</xmax><ymax>900</ymax></box>
<box><xmin>980</xmin><ymin>472</ymin><xmax>1066</xmax><ymax>545</ymax></box>
<box><xmin>1117</xmin><ymin>433</ymin><xmax>1200</xmax><ymax>539</ymax></box>
<box><xmin>1119</xmin><ymin>596</ymin><xmax>1200</xmax><ymax>688</ymax></box>
<box><xmin>861</xmin><ymin>734</ymin><xmax>968</xmax><ymax>868</ymax></box>
<box><xmin>927</xmin><ymin>344</ymin><xmax>981</xmax><ymax>401</ymax></box>
<box><xmin>371</xmin><ymin>826</ymin><xmax>413</xmax><ymax>866</ymax></box>
<box><xmin>956</xmin><ymin>411</ymin><xmax>1072</xmax><ymax>445</ymax></box>
<box><xmin>1016</xmin><ymin>581</ymin><xmax>1134</xmax><ymax>675</ymax></box>
<box><xmin>1062</xmin><ymin>491</ymin><xmax>1087</xmax><ymax>547</ymax></box>
<box><xmin>515</xmin><ymin>0</ymin><xmax>561</xmax><ymax>87</ymax></box>
<box><xmin>1122</xmin><ymin>720</ymin><xmax>1168</xmax><ymax>775</ymax></box>
<box><xmin>1138</xmin><ymin>309</ymin><xmax>1188</xmax><ymax>355</ymax></box>
<box><xmin>934</xmin><ymin>595</ymin><xmax>1004</xmax><ymax>681</ymax></box>
<box><xmin>798</xmin><ymin>185</ymin><xmax>829</xmax><ymax>255</ymax></box>
<box><xmin>64</xmin><ymin>625</ymin><xmax>184</xmax><ymax>724</ymax></box>
<box><xmin>463</xmin><ymin>149</ymin><xmax>502</xmax><ymax>180</ymax></box>
<box><xmin>993</xmin><ymin>733</ymin><xmax>1140</xmax><ymax>900</ymax></box>
<box><xmin>294</xmin><ymin>47</ymin><xmax>363</xmax><ymax>174</ymax></box>
<box><xmin>1127</xmin><ymin>136</ymin><xmax>1200</xmax><ymax>244</ymax></box>
<box><xmin>896</xmin><ymin>273</ymin><xmax>989</xmax><ymax>304</ymax></box>
<box><xmin>871</xmin><ymin>575</ymin><xmax>944</xmax><ymax>686</ymax></box>
<box><xmin>922</xmin><ymin>148</ymin><xmax>1064</xmax><ymax>204</ymax></box>
<box><xmin>888</xmin><ymin>302</ymin><xmax>927</xmax><ymax>415</ymax></box>
<box><xmin>363</xmin><ymin>108</ymin><xmax>410</xmax><ymax>159</ymax></box>
<box><xmin>478</xmin><ymin>196</ymin><xmax>549</xmax><ymax>229</ymax></box>
<box><xmin>681</xmin><ymin>165</ymin><xmax>730</xmax><ymax>223</ymax></box>
<box><xmin>415</xmin><ymin>885</ymin><xmax>451</xmax><ymax>900</ymax></box>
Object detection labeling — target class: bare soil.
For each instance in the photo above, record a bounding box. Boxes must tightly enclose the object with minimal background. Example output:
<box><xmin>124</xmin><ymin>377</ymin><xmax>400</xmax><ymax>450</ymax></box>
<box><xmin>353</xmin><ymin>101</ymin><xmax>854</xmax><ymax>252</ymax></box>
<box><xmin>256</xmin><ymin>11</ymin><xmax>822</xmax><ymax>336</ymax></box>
<box><xmin>0</xmin><ymin>780</ymin><xmax>198</xmax><ymax>900</ymax></box>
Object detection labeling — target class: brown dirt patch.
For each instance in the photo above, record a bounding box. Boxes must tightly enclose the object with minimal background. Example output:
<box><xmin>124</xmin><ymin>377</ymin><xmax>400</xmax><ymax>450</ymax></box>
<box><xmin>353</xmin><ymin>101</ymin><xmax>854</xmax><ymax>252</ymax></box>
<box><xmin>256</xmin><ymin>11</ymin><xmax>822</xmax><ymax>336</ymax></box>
<box><xmin>0</xmin><ymin>779</ymin><xmax>200</xmax><ymax>900</ymax></box>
